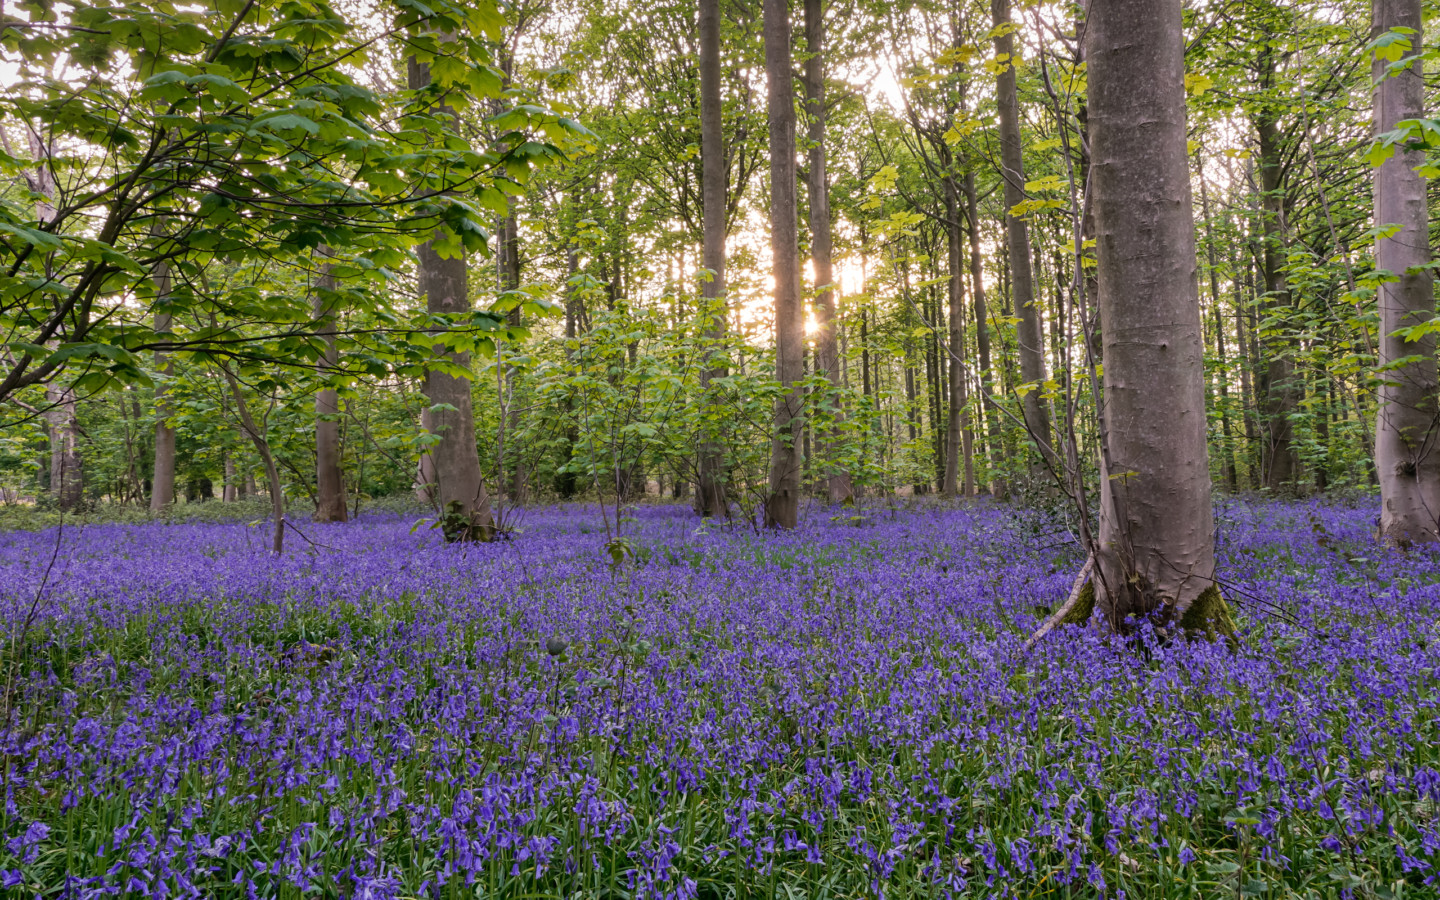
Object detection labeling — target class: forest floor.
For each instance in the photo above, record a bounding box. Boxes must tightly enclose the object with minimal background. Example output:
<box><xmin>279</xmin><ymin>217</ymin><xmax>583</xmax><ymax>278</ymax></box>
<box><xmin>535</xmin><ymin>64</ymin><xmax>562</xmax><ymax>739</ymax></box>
<box><xmin>0</xmin><ymin>498</ymin><xmax>1437</xmax><ymax>898</ymax></box>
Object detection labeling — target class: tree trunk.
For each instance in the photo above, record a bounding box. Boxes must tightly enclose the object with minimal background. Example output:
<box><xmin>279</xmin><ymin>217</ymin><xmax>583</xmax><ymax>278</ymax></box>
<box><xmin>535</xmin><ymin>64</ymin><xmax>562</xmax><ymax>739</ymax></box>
<box><xmin>924</xmin><ymin>281</ymin><xmax>943</xmax><ymax>493</ymax></box>
<box><xmin>223</xmin><ymin>454</ymin><xmax>237</xmax><ymax>503</ymax></box>
<box><xmin>763</xmin><ymin>0</ymin><xmax>803</xmax><ymax>529</ymax></box>
<box><xmin>696</xmin><ymin>0</ymin><xmax>730</xmax><ymax>519</ymax></box>
<box><xmin>313</xmin><ymin>253</ymin><xmax>349</xmax><ymax>523</ymax></box>
<box><xmin>1255</xmin><ymin>107</ymin><xmax>1299</xmax><ymax>490</ymax></box>
<box><xmin>1088</xmin><ymin>0</ymin><xmax>1226</xmax><ymax>633</ymax></box>
<box><xmin>964</xmin><ymin>173</ymin><xmax>1003</xmax><ymax>494</ymax></box>
<box><xmin>149</xmin><ymin>284</ymin><xmax>176</xmax><ymax>512</ymax></box>
<box><xmin>501</xmin><ymin>212</ymin><xmax>529</xmax><ymax>507</ymax></box>
<box><xmin>1197</xmin><ymin>154</ymin><xmax>1239</xmax><ymax>492</ymax></box>
<box><xmin>409</xmin><ymin>49</ymin><xmax>495</xmax><ymax>541</ymax></box>
<box><xmin>46</xmin><ymin>384</ymin><xmax>83</xmax><ymax>510</ymax></box>
<box><xmin>1373</xmin><ymin>0</ymin><xmax>1440</xmax><ymax>545</ymax></box>
<box><xmin>991</xmin><ymin>0</ymin><xmax>1053</xmax><ymax>467</ymax></box>
<box><xmin>223</xmin><ymin>367</ymin><xmax>285</xmax><ymax>554</ymax></box>
<box><xmin>943</xmin><ymin>178</ymin><xmax>967</xmax><ymax>497</ymax></box>
<box><xmin>804</xmin><ymin>0</ymin><xmax>852</xmax><ymax>505</ymax></box>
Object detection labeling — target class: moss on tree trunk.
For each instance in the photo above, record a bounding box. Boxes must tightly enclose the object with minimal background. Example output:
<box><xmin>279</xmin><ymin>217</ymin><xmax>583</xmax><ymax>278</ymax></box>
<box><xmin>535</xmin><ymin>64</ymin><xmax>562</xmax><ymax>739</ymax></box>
<box><xmin>1056</xmin><ymin>582</ymin><xmax>1237</xmax><ymax>648</ymax></box>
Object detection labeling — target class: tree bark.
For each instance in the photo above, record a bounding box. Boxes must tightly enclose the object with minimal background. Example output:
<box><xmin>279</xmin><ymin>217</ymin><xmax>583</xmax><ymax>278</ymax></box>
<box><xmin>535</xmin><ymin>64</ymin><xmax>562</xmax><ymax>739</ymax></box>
<box><xmin>1196</xmin><ymin>154</ymin><xmax>1239</xmax><ymax>492</ymax></box>
<box><xmin>499</xmin><ymin>210</ymin><xmax>528</xmax><ymax>506</ymax></box>
<box><xmin>313</xmin><ymin>251</ymin><xmax>349</xmax><ymax>522</ymax></box>
<box><xmin>1088</xmin><ymin>0</ymin><xmax>1221</xmax><ymax>627</ymax></box>
<box><xmin>804</xmin><ymin>0</ymin><xmax>851</xmax><ymax>505</ymax></box>
<box><xmin>991</xmin><ymin>0</ymin><xmax>1053</xmax><ymax>467</ymax></box>
<box><xmin>147</xmin><ymin>245</ymin><xmax>176</xmax><ymax>511</ymax></box>
<box><xmin>223</xmin><ymin>454</ymin><xmax>237</xmax><ymax>503</ymax></box>
<box><xmin>1254</xmin><ymin>106</ymin><xmax>1299</xmax><ymax>490</ymax></box>
<box><xmin>944</xmin><ymin>178</ymin><xmax>968</xmax><ymax>497</ymax></box>
<box><xmin>46</xmin><ymin>384</ymin><xmax>83</xmax><ymax>510</ymax></box>
<box><xmin>1373</xmin><ymin>0</ymin><xmax>1440</xmax><ymax>545</ymax></box>
<box><xmin>964</xmin><ymin>172</ymin><xmax>1003</xmax><ymax>494</ymax></box>
<box><xmin>696</xmin><ymin>0</ymin><xmax>730</xmax><ymax>519</ymax></box>
<box><xmin>764</xmin><ymin>0</ymin><xmax>803</xmax><ymax>529</ymax></box>
<box><xmin>223</xmin><ymin>367</ymin><xmax>285</xmax><ymax>554</ymax></box>
<box><xmin>408</xmin><ymin>49</ymin><xmax>495</xmax><ymax>540</ymax></box>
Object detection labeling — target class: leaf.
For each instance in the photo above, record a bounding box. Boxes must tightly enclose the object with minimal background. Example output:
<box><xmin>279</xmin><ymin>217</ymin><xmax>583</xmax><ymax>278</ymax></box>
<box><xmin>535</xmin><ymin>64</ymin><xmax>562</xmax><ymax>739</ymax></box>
<box><xmin>0</xmin><ymin>223</ymin><xmax>63</xmax><ymax>251</ymax></box>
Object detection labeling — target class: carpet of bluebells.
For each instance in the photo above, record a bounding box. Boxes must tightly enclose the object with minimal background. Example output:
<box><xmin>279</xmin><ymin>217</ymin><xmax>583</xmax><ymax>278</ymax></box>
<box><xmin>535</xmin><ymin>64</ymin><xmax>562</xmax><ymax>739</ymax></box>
<box><xmin>1</xmin><ymin>498</ymin><xmax>1438</xmax><ymax>899</ymax></box>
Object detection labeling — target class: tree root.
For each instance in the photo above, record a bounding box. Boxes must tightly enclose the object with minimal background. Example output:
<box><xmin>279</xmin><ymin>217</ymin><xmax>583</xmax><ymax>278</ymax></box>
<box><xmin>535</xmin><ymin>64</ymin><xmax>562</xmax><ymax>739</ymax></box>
<box><xmin>1022</xmin><ymin>556</ymin><xmax>1093</xmax><ymax>653</ymax></box>
<box><xmin>1022</xmin><ymin>559</ymin><xmax>1239</xmax><ymax>652</ymax></box>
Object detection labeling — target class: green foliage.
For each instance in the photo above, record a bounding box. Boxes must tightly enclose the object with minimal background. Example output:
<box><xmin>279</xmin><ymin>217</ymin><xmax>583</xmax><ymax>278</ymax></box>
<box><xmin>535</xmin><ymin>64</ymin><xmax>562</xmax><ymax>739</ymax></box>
<box><xmin>0</xmin><ymin>0</ymin><xmax>580</xmax><ymax>403</ymax></box>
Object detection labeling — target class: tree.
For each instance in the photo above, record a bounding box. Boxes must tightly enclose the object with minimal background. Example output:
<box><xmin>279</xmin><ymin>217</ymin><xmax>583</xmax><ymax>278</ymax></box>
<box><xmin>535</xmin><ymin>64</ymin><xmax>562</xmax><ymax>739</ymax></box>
<box><xmin>1087</xmin><ymin>0</ymin><xmax>1230</xmax><ymax>635</ymax></box>
<box><xmin>313</xmin><ymin>252</ymin><xmax>348</xmax><ymax>523</ymax></box>
<box><xmin>696</xmin><ymin>0</ymin><xmax>730</xmax><ymax>519</ymax></box>
<box><xmin>0</xmin><ymin>0</ymin><xmax>573</xmax><ymax>511</ymax></box>
<box><xmin>803</xmin><ymin>0</ymin><xmax>852</xmax><ymax>505</ymax></box>
<box><xmin>1371</xmin><ymin>0</ymin><xmax>1440</xmax><ymax>545</ymax></box>
<box><xmin>991</xmin><ymin>0</ymin><xmax>1052</xmax><ymax>469</ymax></box>
<box><xmin>764</xmin><ymin>0</ymin><xmax>803</xmax><ymax>529</ymax></box>
<box><xmin>149</xmin><ymin>259</ymin><xmax>176</xmax><ymax>513</ymax></box>
<box><xmin>408</xmin><ymin>43</ymin><xmax>496</xmax><ymax>542</ymax></box>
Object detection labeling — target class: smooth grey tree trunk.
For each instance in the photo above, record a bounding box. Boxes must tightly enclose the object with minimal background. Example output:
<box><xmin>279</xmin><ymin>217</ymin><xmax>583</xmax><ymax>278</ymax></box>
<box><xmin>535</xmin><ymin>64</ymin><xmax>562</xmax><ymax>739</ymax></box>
<box><xmin>223</xmin><ymin>454</ymin><xmax>237</xmax><ymax>502</ymax></box>
<box><xmin>46</xmin><ymin>384</ymin><xmax>83</xmax><ymax>510</ymax></box>
<box><xmin>991</xmin><ymin>0</ymin><xmax>1053</xmax><ymax>467</ymax></box>
<box><xmin>144</xmin><ymin>214</ymin><xmax>176</xmax><ymax>512</ymax></box>
<box><xmin>964</xmin><ymin>172</ymin><xmax>1003</xmax><ymax>494</ymax></box>
<box><xmin>414</xmin><ymin>404</ymin><xmax>437</xmax><ymax>503</ymax></box>
<box><xmin>943</xmin><ymin>177</ymin><xmax>966</xmax><ymax>497</ymax></box>
<box><xmin>763</xmin><ymin>0</ymin><xmax>803</xmax><ymax>529</ymax></box>
<box><xmin>1196</xmin><ymin>156</ymin><xmax>1239</xmax><ymax>492</ymax></box>
<box><xmin>696</xmin><ymin>0</ymin><xmax>730</xmax><ymax>519</ymax></box>
<box><xmin>1255</xmin><ymin>102</ymin><xmax>1299</xmax><ymax>490</ymax></box>
<box><xmin>149</xmin><ymin>308</ymin><xmax>176</xmax><ymax>511</ymax></box>
<box><xmin>313</xmin><ymin>252</ymin><xmax>348</xmax><ymax>522</ymax></box>
<box><xmin>409</xmin><ymin>49</ymin><xmax>495</xmax><ymax>540</ymax></box>
<box><xmin>803</xmin><ymin>0</ymin><xmax>852</xmax><ymax>506</ymax></box>
<box><xmin>223</xmin><ymin>367</ymin><xmax>285</xmax><ymax>554</ymax></box>
<box><xmin>499</xmin><ymin>210</ymin><xmax>527</xmax><ymax>507</ymax></box>
<box><xmin>1373</xmin><ymin>0</ymin><xmax>1440</xmax><ymax>545</ymax></box>
<box><xmin>22</xmin><ymin>131</ymin><xmax>84</xmax><ymax>512</ymax></box>
<box><xmin>1088</xmin><ymin>0</ymin><xmax>1222</xmax><ymax>628</ymax></box>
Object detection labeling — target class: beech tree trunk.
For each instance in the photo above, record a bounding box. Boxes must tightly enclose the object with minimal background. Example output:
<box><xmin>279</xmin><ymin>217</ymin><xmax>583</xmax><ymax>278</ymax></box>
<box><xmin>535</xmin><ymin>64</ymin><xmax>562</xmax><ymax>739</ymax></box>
<box><xmin>223</xmin><ymin>454</ymin><xmax>237</xmax><ymax>503</ymax></box>
<box><xmin>499</xmin><ymin>210</ymin><xmax>527</xmax><ymax>506</ymax></box>
<box><xmin>46</xmin><ymin>384</ymin><xmax>83</xmax><ymax>510</ymax></box>
<box><xmin>409</xmin><ymin>48</ymin><xmax>494</xmax><ymax>540</ymax></box>
<box><xmin>223</xmin><ymin>367</ymin><xmax>285</xmax><ymax>554</ymax></box>
<box><xmin>147</xmin><ymin>216</ymin><xmax>176</xmax><ymax>512</ymax></box>
<box><xmin>764</xmin><ymin>0</ymin><xmax>803</xmax><ymax>529</ymax></box>
<box><xmin>943</xmin><ymin>178</ymin><xmax>966</xmax><ymax>497</ymax></box>
<box><xmin>313</xmin><ymin>253</ymin><xmax>348</xmax><ymax>522</ymax></box>
<box><xmin>1088</xmin><ymin>0</ymin><xmax>1221</xmax><ymax>626</ymax></box>
<box><xmin>149</xmin><ymin>311</ymin><xmax>176</xmax><ymax>512</ymax></box>
<box><xmin>1373</xmin><ymin>0</ymin><xmax>1440</xmax><ymax>545</ymax></box>
<box><xmin>696</xmin><ymin>0</ymin><xmax>730</xmax><ymax>519</ymax></box>
<box><xmin>804</xmin><ymin>0</ymin><xmax>852</xmax><ymax>506</ymax></box>
<box><xmin>964</xmin><ymin>172</ymin><xmax>1002</xmax><ymax>494</ymax></box>
<box><xmin>991</xmin><ymin>0</ymin><xmax>1052</xmax><ymax>467</ymax></box>
<box><xmin>1196</xmin><ymin>155</ymin><xmax>1238</xmax><ymax>491</ymax></box>
<box><xmin>1254</xmin><ymin>102</ymin><xmax>1299</xmax><ymax>490</ymax></box>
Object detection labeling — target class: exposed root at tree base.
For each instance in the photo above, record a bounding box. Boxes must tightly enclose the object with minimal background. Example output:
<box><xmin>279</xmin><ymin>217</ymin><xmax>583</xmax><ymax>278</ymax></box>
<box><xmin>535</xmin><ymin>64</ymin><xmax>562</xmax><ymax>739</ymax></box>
<box><xmin>1036</xmin><ymin>582</ymin><xmax>1239</xmax><ymax>650</ymax></box>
